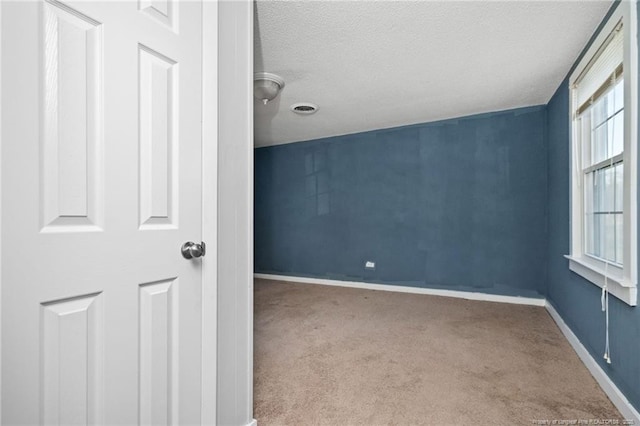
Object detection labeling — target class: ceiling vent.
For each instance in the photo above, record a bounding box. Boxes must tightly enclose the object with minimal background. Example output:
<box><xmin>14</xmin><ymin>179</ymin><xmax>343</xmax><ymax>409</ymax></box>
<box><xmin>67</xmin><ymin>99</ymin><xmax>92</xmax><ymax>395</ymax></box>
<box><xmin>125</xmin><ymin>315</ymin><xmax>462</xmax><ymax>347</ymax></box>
<box><xmin>290</xmin><ymin>103</ymin><xmax>318</xmax><ymax>115</ymax></box>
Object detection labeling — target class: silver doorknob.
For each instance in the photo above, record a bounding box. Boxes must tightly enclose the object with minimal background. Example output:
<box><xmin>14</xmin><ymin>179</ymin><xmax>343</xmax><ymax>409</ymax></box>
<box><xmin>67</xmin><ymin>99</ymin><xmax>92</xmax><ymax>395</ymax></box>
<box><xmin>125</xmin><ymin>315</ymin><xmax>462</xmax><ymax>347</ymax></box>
<box><xmin>181</xmin><ymin>241</ymin><xmax>206</xmax><ymax>259</ymax></box>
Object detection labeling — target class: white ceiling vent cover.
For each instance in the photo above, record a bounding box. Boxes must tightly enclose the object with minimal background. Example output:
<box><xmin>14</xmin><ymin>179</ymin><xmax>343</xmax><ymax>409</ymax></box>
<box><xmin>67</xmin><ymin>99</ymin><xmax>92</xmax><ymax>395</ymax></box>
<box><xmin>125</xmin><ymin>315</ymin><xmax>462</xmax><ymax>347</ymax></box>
<box><xmin>291</xmin><ymin>102</ymin><xmax>318</xmax><ymax>115</ymax></box>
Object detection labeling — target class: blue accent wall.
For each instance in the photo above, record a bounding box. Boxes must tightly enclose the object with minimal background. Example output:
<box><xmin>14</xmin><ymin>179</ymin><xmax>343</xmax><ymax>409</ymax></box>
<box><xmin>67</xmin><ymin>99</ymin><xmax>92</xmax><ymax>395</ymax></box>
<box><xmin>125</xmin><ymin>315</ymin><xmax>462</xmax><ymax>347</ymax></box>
<box><xmin>255</xmin><ymin>106</ymin><xmax>548</xmax><ymax>297</ymax></box>
<box><xmin>547</xmin><ymin>77</ymin><xmax>640</xmax><ymax>415</ymax></box>
<box><xmin>255</xmin><ymin>0</ymin><xmax>640</xmax><ymax>414</ymax></box>
<box><xmin>545</xmin><ymin>0</ymin><xmax>640</xmax><ymax>412</ymax></box>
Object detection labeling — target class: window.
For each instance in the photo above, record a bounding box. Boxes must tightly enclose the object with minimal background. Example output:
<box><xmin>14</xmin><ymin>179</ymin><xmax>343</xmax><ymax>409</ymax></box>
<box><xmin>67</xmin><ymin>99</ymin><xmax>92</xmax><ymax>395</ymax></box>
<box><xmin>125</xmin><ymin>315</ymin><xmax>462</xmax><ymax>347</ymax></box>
<box><xmin>568</xmin><ymin>3</ymin><xmax>638</xmax><ymax>306</ymax></box>
<box><xmin>583</xmin><ymin>77</ymin><xmax>624</xmax><ymax>265</ymax></box>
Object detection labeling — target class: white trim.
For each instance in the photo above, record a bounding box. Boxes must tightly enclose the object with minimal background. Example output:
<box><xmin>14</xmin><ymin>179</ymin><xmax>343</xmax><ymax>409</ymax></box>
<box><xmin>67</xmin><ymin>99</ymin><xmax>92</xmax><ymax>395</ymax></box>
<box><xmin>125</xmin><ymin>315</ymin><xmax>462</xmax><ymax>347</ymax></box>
<box><xmin>566</xmin><ymin>255</ymin><xmax>637</xmax><ymax>306</ymax></box>
<box><xmin>216</xmin><ymin>1</ymin><xmax>253</xmax><ymax>423</ymax></box>
<box><xmin>254</xmin><ymin>274</ymin><xmax>546</xmax><ymax>307</ymax></box>
<box><xmin>545</xmin><ymin>302</ymin><xmax>640</xmax><ymax>424</ymax></box>
<box><xmin>246</xmin><ymin>0</ymin><xmax>255</xmax><ymax>420</ymax></box>
<box><xmin>201</xmin><ymin>1</ymin><xmax>217</xmax><ymax>424</ymax></box>
<box><xmin>568</xmin><ymin>1</ymin><xmax>638</xmax><ymax>306</ymax></box>
<box><xmin>625</xmin><ymin>0</ymin><xmax>638</xmax><ymax>294</ymax></box>
<box><xmin>0</xmin><ymin>1</ymin><xmax>4</xmax><ymax>421</ymax></box>
<box><xmin>246</xmin><ymin>420</ymin><xmax>257</xmax><ymax>426</ymax></box>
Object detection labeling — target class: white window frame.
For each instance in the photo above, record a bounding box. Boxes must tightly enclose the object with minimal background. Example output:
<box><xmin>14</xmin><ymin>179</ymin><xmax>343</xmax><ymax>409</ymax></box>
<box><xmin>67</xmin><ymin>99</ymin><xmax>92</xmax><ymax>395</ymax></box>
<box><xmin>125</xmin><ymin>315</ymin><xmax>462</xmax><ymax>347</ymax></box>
<box><xmin>567</xmin><ymin>2</ymin><xmax>638</xmax><ymax>307</ymax></box>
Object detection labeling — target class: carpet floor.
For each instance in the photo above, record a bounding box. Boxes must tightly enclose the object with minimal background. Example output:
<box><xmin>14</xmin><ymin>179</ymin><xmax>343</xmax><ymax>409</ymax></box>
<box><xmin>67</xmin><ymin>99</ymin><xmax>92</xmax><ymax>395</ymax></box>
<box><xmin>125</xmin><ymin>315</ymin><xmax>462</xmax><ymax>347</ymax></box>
<box><xmin>254</xmin><ymin>279</ymin><xmax>622</xmax><ymax>425</ymax></box>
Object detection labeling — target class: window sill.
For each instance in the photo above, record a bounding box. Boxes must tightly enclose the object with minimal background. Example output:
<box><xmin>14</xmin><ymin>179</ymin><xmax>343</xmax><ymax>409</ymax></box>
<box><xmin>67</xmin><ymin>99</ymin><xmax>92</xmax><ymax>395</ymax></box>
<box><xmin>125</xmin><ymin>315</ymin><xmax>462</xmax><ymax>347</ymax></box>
<box><xmin>565</xmin><ymin>255</ymin><xmax>637</xmax><ymax>306</ymax></box>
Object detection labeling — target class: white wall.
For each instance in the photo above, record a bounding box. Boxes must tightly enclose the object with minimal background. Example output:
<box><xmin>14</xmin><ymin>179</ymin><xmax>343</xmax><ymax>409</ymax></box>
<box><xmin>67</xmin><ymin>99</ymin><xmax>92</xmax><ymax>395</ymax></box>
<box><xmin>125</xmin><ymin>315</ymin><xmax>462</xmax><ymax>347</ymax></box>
<box><xmin>217</xmin><ymin>1</ymin><xmax>254</xmax><ymax>425</ymax></box>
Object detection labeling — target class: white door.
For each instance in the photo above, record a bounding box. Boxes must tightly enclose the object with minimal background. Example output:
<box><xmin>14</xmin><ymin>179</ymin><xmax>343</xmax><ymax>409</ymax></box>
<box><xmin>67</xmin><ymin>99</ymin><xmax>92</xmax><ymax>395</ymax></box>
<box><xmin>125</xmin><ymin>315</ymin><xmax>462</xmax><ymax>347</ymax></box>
<box><xmin>1</xmin><ymin>1</ymin><xmax>204</xmax><ymax>424</ymax></box>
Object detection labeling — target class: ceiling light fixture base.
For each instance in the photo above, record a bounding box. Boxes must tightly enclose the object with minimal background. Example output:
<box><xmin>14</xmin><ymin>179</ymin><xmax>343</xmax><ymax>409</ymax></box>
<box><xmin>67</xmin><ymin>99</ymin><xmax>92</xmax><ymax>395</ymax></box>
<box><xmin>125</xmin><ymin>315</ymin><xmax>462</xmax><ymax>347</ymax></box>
<box><xmin>254</xmin><ymin>72</ymin><xmax>285</xmax><ymax>105</ymax></box>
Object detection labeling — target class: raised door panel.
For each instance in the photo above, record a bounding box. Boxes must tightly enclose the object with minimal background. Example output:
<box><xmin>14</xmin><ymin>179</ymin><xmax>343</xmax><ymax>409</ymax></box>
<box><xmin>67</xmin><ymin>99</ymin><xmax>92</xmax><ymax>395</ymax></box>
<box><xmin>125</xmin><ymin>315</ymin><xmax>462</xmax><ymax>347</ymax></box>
<box><xmin>139</xmin><ymin>0</ymin><xmax>178</xmax><ymax>32</ymax></box>
<box><xmin>139</xmin><ymin>45</ymin><xmax>178</xmax><ymax>230</ymax></box>
<box><xmin>41</xmin><ymin>0</ymin><xmax>103</xmax><ymax>232</ymax></box>
<box><xmin>139</xmin><ymin>279</ymin><xmax>179</xmax><ymax>425</ymax></box>
<box><xmin>41</xmin><ymin>293</ymin><xmax>104</xmax><ymax>425</ymax></box>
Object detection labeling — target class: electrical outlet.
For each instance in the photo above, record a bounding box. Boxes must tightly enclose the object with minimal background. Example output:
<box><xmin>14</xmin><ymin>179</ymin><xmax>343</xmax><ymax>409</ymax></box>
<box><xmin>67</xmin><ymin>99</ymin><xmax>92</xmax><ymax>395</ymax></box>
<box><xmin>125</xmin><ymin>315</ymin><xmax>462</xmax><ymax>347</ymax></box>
<box><xmin>365</xmin><ymin>261</ymin><xmax>375</xmax><ymax>270</ymax></box>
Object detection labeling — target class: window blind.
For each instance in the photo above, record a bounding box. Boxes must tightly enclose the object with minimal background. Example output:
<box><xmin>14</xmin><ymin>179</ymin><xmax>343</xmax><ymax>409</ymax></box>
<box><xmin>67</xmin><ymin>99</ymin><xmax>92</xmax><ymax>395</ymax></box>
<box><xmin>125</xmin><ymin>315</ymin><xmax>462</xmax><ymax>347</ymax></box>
<box><xmin>574</xmin><ymin>21</ymin><xmax>623</xmax><ymax>115</ymax></box>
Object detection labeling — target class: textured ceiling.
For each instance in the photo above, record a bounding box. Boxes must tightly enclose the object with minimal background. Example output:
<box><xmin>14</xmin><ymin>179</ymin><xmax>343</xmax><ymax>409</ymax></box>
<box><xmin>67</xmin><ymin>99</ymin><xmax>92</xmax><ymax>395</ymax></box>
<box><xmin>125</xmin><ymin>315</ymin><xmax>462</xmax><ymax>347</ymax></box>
<box><xmin>254</xmin><ymin>0</ymin><xmax>612</xmax><ymax>147</ymax></box>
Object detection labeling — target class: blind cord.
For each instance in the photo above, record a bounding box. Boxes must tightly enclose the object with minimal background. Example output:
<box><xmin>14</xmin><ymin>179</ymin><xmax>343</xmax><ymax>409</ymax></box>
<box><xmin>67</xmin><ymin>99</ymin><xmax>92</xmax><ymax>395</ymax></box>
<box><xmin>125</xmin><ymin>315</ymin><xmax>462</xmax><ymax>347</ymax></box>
<box><xmin>601</xmin><ymin>83</ymin><xmax>616</xmax><ymax>365</ymax></box>
<box><xmin>573</xmin><ymin>113</ymin><xmax>581</xmax><ymax>189</ymax></box>
<box><xmin>601</xmin><ymin>261</ymin><xmax>611</xmax><ymax>364</ymax></box>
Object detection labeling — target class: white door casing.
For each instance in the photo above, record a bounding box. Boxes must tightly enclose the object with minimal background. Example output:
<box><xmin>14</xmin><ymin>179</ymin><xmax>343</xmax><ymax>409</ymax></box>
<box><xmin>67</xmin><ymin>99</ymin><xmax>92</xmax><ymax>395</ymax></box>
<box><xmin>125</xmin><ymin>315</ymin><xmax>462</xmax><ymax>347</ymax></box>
<box><xmin>216</xmin><ymin>1</ymin><xmax>254</xmax><ymax>424</ymax></box>
<box><xmin>1</xmin><ymin>0</ymin><xmax>210</xmax><ymax>424</ymax></box>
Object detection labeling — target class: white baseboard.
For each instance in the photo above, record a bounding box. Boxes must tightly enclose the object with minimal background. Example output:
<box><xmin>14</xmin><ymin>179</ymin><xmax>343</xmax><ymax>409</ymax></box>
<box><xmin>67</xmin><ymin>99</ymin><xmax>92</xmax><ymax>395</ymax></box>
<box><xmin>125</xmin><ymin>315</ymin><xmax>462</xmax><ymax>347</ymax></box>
<box><xmin>246</xmin><ymin>419</ymin><xmax>257</xmax><ymax>426</ymax></box>
<box><xmin>255</xmin><ymin>273</ymin><xmax>546</xmax><ymax>306</ymax></box>
<box><xmin>545</xmin><ymin>302</ymin><xmax>640</xmax><ymax>424</ymax></box>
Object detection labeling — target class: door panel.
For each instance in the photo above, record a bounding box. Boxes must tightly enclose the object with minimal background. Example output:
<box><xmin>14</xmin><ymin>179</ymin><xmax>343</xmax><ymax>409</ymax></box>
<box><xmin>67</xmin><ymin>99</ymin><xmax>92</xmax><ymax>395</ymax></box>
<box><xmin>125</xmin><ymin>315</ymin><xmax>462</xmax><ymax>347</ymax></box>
<box><xmin>1</xmin><ymin>1</ymin><xmax>203</xmax><ymax>424</ymax></box>
<box><xmin>41</xmin><ymin>0</ymin><xmax>104</xmax><ymax>232</ymax></box>
<box><xmin>139</xmin><ymin>279</ymin><xmax>178</xmax><ymax>425</ymax></box>
<box><xmin>41</xmin><ymin>293</ymin><xmax>104</xmax><ymax>425</ymax></box>
<box><xmin>139</xmin><ymin>0</ymin><xmax>178</xmax><ymax>32</ymax></box>
<box><xmin>139</xmin><ymin>44</ymin><xmax>178</xmax><ymax>230</ymax></box>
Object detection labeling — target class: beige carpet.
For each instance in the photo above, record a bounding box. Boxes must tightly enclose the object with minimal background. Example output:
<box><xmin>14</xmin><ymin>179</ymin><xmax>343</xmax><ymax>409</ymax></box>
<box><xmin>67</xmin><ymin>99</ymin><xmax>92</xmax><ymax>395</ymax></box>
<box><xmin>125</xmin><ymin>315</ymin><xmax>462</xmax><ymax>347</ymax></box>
<box><xmin>254</xmin><ymin>279</ymin><xmax>622</xmax><ymax>425</ymax></box>
<box><xmin>254</xmin><ymin>280</ymin><xmax>621</xmax><ymax>426</ymax></box>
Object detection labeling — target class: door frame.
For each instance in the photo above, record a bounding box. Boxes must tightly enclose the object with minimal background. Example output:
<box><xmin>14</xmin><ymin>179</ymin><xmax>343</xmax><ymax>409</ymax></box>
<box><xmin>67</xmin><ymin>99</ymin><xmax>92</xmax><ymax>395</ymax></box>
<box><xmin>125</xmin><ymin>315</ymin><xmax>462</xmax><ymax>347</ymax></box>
<box><xmin>216</xmin><ymin>0</ymin><xmax>254</xmax><ymax>423</ymax></box>
<box><xmin>0</xmin><ymin>1</ymin><xmax>219</xmax><ymax>423</ymax></box>
<box><xmin>0</xmin><ymin>0</ymin><xmax>4</xmax><ymax>421</ymax></box>
<box><xmin>201</xmin><ymin>1</ymin><xmax>218</xmax><ymax>424</ymax></box>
